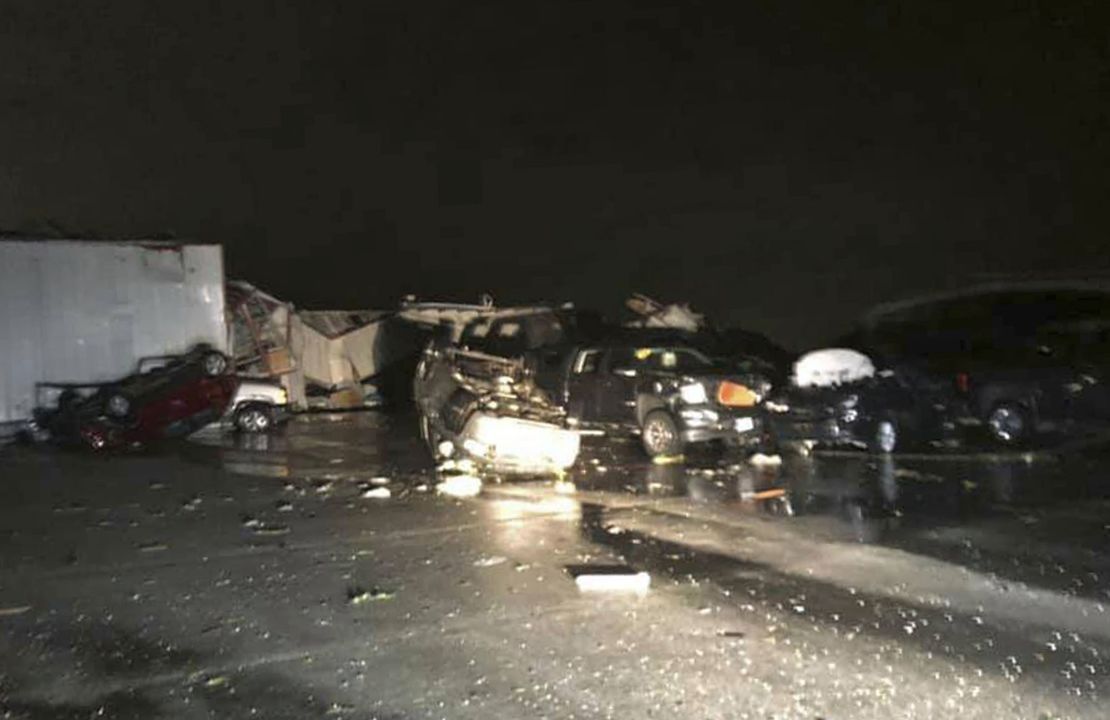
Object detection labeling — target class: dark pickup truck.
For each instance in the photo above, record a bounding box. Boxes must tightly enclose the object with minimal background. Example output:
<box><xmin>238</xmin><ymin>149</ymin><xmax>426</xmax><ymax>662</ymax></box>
<box><xmin>542</xmin><ymin>333</ymin><xmax>773</xmax><ymax>457</ymax></box>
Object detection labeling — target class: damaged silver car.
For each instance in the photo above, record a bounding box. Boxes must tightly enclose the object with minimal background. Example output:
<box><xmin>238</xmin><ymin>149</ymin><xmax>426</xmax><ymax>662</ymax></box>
<box><xmin>413</xmin><ymin>340</ymin><xmax>580</xmax><ymax>475</ymax></box>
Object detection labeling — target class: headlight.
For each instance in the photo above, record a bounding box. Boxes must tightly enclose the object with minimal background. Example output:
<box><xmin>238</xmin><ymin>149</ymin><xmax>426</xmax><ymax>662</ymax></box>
<box><xmin>679</xmin><ymin>383</ymin><xmax>708</xmax><ymax>404</ymax></box>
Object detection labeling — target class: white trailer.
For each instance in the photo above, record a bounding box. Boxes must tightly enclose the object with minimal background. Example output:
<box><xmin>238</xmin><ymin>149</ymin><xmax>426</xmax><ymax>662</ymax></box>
<box><xmin>0</xmin><ymin>239</ymin><xmax>227</xmax><ymax>426</ymax></box>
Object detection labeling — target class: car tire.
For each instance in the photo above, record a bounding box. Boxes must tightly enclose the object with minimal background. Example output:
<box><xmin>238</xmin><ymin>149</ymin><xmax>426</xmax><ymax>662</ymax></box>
<box><xmin>641</xmin><ymin>411</ymin><xmax>683</xmax><ymax>458</ymax></box>
<box><xmin>870</xmin><ymin>417</ymin><xmax>898</xmax><ymax>454</ymax></box>
<box><xmin>104</xmin><ymin>392</ymin><xmax>132</xmax><ymax>419</ymax></box>
<box><xmin>234</xmin><ymin>404</ymin><xmax>272</xmax><ymax>433</ymax></box>
<box><xmin>986</xmin><ymin>401</ymin><xmax>1028</xmax><ymax>445</ymax></box>
<box><xmin>202</xmin><ymin>351</ymin><xmax>229</xmax><ymax>377</ymax></box>
<box><xmin>419</xmin><ymin>415</ymin><xmax>444</xmax><ymax>458</ymax></box>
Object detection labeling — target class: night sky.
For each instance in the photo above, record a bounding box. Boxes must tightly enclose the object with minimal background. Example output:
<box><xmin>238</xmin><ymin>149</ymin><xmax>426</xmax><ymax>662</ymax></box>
<box><xmin>0</xmin><ymin>1</ymin><xmax>1107</xmax><ymax>347</ymax></box>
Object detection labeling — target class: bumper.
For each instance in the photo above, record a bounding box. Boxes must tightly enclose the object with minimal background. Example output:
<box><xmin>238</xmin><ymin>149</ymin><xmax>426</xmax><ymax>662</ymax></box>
<box><xmin>768</xmin><ymin>415</ymin><xmax>864</xmax><ymax>446</ymax></box>
<box><xmin>676</xmin><ymin>406</ymin><xmax>763</xmax><ymax>445</ymax></box>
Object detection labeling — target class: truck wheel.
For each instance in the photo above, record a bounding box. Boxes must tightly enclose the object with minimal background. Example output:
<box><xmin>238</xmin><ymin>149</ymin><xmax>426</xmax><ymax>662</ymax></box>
<box><xmin>641</xmin><ymin>411</ymin><xmax>682</xmax><ymax>458</ymax></box>
<box><xmin>987</xmin><ymin>402</ymin><xmax>1028</xmax><ymax>445</ymax></box>
<box><xmin>235</xmin><ymin>404</ymin><xmax>272</xmax><ymax>433</ymax></box>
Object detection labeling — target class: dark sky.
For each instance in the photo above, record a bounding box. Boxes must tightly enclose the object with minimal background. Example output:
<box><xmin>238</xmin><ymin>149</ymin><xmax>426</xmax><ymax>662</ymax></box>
<box><xmin>1</xmin><ymin>1</ymin><xmax>1107</xmax><ymax>347</ymax></box>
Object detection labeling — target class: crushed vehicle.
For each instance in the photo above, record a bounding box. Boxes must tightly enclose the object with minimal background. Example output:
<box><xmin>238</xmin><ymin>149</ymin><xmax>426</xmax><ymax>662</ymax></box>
<box><xmin>414</xmin><ymin>340</ymin><xmax>580</xmax><ymax>474</ymax></box>
<box><xmin>553</xmin><ymin>332</ymin><xmax>773</xmax><ymax>457</ymax></box>
<box><xmin>33</xmin><ymin>345</ymin><xmax>239</xmax><ymax>449</ymax></box>
<box><xmin>765</xmin><ymin>348</ymin><xmax>956</xmax><ymax>453</ymax></box>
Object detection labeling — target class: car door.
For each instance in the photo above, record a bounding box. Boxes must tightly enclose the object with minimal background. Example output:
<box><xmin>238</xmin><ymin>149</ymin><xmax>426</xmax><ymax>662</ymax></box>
<box><xmin>598</xmin><ymin>347</ymin><xmax>643</xmax><ymax>426</ymax></box>
<box><xmin>564</xmin><ymin>348</ymin><xmax>604</xmax><ymax>423</ymax></box>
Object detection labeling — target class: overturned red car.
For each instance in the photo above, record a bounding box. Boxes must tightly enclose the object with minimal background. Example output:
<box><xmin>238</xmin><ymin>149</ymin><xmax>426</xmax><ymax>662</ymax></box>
<box><xmin>34</xmin><ymin>345</ymin><xmax>239</xmax><ymax>450</ymax></box>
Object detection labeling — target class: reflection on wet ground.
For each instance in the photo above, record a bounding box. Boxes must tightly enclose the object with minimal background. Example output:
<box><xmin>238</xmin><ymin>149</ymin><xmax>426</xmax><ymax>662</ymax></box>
<box><xmin>570</xmin><ymin>434</ymin><xmax>1110</xmax><ymax>543</ymax></box>
<box><xmin>193</xmin><ymin>410</ymin><xmax>1110</xmax><ymax>558</ymax></box>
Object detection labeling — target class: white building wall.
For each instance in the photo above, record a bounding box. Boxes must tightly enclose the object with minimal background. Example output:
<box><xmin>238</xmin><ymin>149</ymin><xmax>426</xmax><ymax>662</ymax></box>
<box><xmin>0</xmin><ymin>240</ymin><xmax>226</xmax><ymax>424</ymax></box>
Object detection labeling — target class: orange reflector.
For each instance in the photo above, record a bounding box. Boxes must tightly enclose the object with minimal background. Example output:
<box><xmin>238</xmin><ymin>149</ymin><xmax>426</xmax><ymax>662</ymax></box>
<box><xmin>717</xmin><ymin>381</ymin><xmax>758</xmax><ymax>407</ymax></box>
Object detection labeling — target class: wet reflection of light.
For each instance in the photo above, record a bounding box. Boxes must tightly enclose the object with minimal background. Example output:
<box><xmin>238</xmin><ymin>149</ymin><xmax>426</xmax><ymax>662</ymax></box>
<box><xmin>486</xmin><ymin>496</ymin><xmax>582</xmax><ymax>552</ymax></box>
<box><xmin>488</xmin><ymin>497</ymin><xmax>580</xmax><ymax>521</ymax></box>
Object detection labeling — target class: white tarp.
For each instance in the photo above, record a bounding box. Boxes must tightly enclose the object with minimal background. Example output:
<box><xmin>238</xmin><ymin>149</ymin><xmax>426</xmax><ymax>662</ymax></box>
<box><xmin>0</xmin><ymin>240</ymin><xmax>227</xmax><ymax>424</ymax></box>
<box><xmin>793</xmin><ymin>348</ymin><xmax>875</xmax><ymax>388</ymax></box>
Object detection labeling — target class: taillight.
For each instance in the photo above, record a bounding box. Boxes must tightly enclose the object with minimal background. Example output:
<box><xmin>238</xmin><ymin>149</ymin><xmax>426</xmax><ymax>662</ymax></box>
<box><xmin>717</xmin><ymin>381</ymin><xmax>758</xmax><ymax>407</ymax></box>
<box><xmin>956</xmin><ymin>372</ymin><xmax>970</xmax><ymax>393</ymax></box>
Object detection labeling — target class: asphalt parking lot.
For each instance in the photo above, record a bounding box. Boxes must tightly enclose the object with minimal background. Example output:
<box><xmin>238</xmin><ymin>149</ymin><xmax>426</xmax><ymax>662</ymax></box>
<box><xmin>3</xmin><ymin>412</ymin><xmax>1110</xmax><ymax>719</ymax></box>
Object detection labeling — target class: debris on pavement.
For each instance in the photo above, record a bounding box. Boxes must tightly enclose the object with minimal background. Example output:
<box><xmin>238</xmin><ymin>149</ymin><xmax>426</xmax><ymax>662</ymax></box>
<box><xmin>0</xmin><ymin>605</ymin><xmax>32</xmax><ymax>616</ymax></box>
<box><xmin>361</xmin><ymin>487</ymin><xmax>391</xmax><ymax>499</ymax></box>
<box><xmin>437</xmin><ymin>475</ymin><xmax>482</xmax><ymax>498</ymax></box>
<box><xmin>347</xmin><ymin>586</ymin><xmax>395</xmax><ymax>605</ymax></box>
<box><xmin>137</xmin><ymin>542</ymin><xmax>168</xmax><ymax>553</ymax></box>
<box><xmin>276</xmin><ymin>500</ymin><xmax>294</xmax><ymax>512</ymax></box>
<box><xmin>749</xmin><ymin>452</ymin><xmax>783</xmax><ymax>467</ymax></box>
<box><xmin>368</xmin><ymin>476</ymin><xmax>391</xmax><ymax>486</ymax></box>
<box><xmin>652</xmin><ymin>454</ymin><xmax>685</xmax><ymax>465</ymax></box>
<box><xmin>473</xmin><ymin>555</ymin><xmax>508</xmax><ymax>568</ymax></box>
<box><xmin>253</xmin><ymin>524</ymin><xmax>290</xmax><ymax>536</ymax></box>
<box><xmin>567</xmin><ymin>565</ymin><xmax>651</xmax><ymax>593</ymax></box>
<box><xmin>203</xmin><ymin>675</ymin><xmax>230</xmax><ymax>689</ymax></box>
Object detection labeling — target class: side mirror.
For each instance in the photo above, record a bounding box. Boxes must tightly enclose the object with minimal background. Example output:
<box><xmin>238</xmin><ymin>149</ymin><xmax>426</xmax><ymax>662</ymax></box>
<box><xmin>612</xmin><ymin>367</ymin><xmax>638</xmax><ymax>378</ymax></box>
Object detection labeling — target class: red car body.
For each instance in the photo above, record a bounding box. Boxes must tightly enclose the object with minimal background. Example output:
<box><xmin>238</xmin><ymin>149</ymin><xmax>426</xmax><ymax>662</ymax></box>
<box><xmin>39</xmin><ymin>346</ymin><xmax>239</xmax><ymax>450</ymax></box>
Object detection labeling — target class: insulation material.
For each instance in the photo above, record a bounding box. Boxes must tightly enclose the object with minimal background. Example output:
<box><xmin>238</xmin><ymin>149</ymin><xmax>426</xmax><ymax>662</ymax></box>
<box><xmin>0</xmin><ymin>240</ymin><xmax>226</xmax><ymax>425</ymax></box>
<box><xmin>625</xmin><ymin>293</ymin><xmax>704</xmax><ymax>332</ymax></box>
<box><xmin>793</xmin><ymin>348</ymin><xmax>876</xmax><ymax>388</ymax></box>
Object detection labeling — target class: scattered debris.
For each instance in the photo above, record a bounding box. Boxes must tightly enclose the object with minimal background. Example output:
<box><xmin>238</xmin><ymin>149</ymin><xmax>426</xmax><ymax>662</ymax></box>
<box><xmin>241</xmin><ymin>516</ymin><xmax>262</xmax><ymax>529</ymax></box>
<box><xmin>276</xmin><ymin>501</ymin><xmax>294</xmax><ymax>512</ymax></box>
<box><xmin>369</xmin><ymin>476</ymin><xmax>391</xmax><ymax>486</ymax></box>
<box><xmin>203</xmin><ymin>675</ymin><xmax>230</xmax><ymax>689</ymax></box>
<box><xmin>347</xmin><ymin>586</ymin><xmax>395</xmax><ymax>605</ymax></box>
<box><xmin>717</xmin><ymin>630</ymin><xmax>745</xmax><ymax>639</ymax></box>
<box><xmin>361</xmin><ymin>487</ymin><xmax>391</xmax><ymax>499</ymax></box>
<box><xmin>568</xmin><ymin>565</ymin><xmax>651</xmax><ymax>593</ymax></box>
<box><xmin>474</xmin><ymin>555</ymin><xmax>508</xmax><ymax>568</ymax></box>
<box><xmin>253</xmin><ymin>524</ymin><xmax>290</xmax><ymax>536</ymax></box>
<box><xmin>138</xmin><ymin>542</ymin><xmax>168</xmax><ymax>553</ymax></box>
<box><xmin>437</xmin><ymin>475</ymin><xmax>482</xmax><ymax>498</ymax></box>
<box><xmin>0</xmin><ymin>605</ymin><xmax>31</xmax><ymax>617</ymax></box>
<box><xmin>652</xmin><ymin>454</ymin><xmax>685</xmax><ymax>465</ymax></box>
<box><xmin>750</xmin><ymin>488</ymin><xmax>786</xmax><ymax>501</ymax></box>
<box><xmin>748</xmin><ymin>453</ymin><xmax>783</xmax><ymax>467</ymax></box>
<box><xmin>182</xmin><ymin>496</ymin><xmax>202</xmax><ymax>511</ymax></box>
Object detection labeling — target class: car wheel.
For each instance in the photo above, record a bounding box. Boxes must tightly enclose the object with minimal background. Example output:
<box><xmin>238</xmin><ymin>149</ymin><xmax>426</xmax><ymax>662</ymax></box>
<box><xmin>235</xmin><ymin>405</ymin><xmax>272</xmax><ymax>433</ymax></box>
<box><xmin>104</xmin><ymin>393</ymin><xmax>131</xmax><ymax>419</ymax></box>
<box><xmin>641</xmin><ymin>411</ymin><xmax>682</xmax><ymax>458</ymax></box>
<box><xmin>987</xmin><ymin>402</ymin><xmax>1028</xmax><ymax>445</ymax></box>
<box><xmin>871</xmin><ymin>418</ymin><xmax>898</xmax><ymax>454</ymax></box>
<box><xmin>419</xmin><ymin>415</ymin><xmax>447</xmax><ymax>458</ymax></box>
<box><xmin>202</xmin><ymin>351</ymin><xmax>229</xmax><ymax>377</ymax></box>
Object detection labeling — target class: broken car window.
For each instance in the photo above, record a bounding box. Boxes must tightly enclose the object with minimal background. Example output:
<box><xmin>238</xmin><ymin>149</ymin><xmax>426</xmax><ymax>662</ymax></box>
<box><xmin>574</xmin><ymin>349</ymin><xmax>602</xmax><ymax>374</ymax></box>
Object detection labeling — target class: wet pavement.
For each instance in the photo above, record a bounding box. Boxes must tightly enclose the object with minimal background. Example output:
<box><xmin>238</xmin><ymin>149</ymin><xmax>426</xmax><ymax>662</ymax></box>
<box><xmin>3</xmin><ymin>412</ymin><xmax>1110</xmax><ymax>718</ymax></box>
